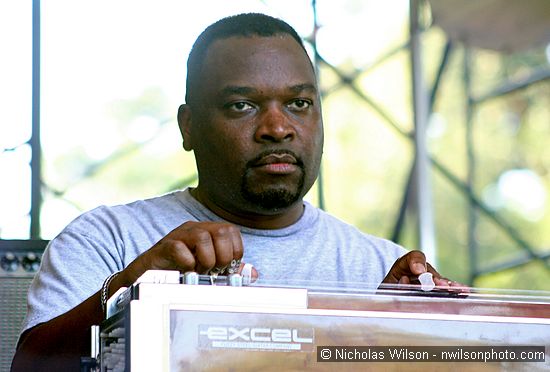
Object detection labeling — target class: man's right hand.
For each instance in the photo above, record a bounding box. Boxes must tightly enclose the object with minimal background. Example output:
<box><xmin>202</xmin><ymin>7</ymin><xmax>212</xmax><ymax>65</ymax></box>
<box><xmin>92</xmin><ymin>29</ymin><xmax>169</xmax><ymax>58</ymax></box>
<box><xmin>118</xmin><ymin>221</ymin><xmax>257</xmax><ymax>287</ymax></box>
<box><xmin>12</xmin><ymin>221</ymin><xmax>257</xmax><ymax>372</ymax></box>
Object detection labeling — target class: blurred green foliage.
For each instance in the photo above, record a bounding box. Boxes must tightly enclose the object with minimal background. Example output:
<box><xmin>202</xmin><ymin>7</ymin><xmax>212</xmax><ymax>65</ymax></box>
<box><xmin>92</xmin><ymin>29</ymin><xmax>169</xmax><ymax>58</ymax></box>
<box><xmin>40</xmin><ymin>6</ymin><xmax>550</xmax><ymax>290</ymax></box>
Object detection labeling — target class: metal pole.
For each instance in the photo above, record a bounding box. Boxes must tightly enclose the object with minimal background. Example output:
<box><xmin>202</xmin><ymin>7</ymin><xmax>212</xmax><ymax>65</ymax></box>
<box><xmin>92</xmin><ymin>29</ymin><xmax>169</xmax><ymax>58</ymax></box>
<box><xmin>311</xmin><ymin>0</ymin><xmax>325</xmax><ymax>210</ymax></box>
<box><xmin>30</xmin><ymin>0</ymin><xmax>42</xmax><ymax>238</ymax></box>
<box><xmin>409</xmin><ymin>0</ymin><xmax>436</xmax><ymax>264</ymax></box>
<box><xmin>464</xmin><ymin>47</ymin><xmax>478</xmax><ymax>286</ymax></box>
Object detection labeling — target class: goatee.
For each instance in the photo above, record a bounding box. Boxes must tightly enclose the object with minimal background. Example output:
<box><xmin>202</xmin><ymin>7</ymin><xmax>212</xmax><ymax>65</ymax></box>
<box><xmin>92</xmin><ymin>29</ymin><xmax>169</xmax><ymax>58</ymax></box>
<box><xmin>241</xmin><ymin>150</ymin><xmax>305</xmax><ymax>211</ymax></box>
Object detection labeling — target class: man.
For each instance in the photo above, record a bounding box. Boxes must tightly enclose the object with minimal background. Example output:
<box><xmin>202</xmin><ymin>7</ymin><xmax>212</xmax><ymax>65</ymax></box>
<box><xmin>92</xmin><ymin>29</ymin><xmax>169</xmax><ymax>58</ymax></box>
<box><xmin>12</xmin><ymin>13</ymin><xmax>456</xmax><ymax>371</ymax></box>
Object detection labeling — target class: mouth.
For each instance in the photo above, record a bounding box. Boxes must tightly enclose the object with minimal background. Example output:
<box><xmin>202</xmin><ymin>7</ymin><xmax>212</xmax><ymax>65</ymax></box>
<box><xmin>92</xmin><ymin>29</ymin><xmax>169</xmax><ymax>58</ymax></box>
<box><xmin>254</xmin><ymin>153</ymin><xmax>297</xmax><ymax>166</ymax></box>
<box><xmin>249</xmin><ymin>150</ymin><xmax>301</xmax><ymax>175</ymax></box>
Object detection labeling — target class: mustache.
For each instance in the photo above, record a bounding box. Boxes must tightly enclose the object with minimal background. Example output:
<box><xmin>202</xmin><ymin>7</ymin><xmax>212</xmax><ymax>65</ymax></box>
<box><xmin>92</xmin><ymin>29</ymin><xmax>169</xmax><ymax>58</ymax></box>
<box><xmin>246</xmin><ymin>149</ymin><xmax>304</xmax><ymax>169</ymax></box>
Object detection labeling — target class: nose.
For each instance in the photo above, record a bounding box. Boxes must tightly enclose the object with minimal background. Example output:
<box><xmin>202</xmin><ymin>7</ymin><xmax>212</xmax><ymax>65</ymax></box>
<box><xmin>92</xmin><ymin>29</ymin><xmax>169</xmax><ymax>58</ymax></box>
<box><xmin>254</xmin><ymin>104</ymin><xmax>296</xmax><ymax>143</ymax></box>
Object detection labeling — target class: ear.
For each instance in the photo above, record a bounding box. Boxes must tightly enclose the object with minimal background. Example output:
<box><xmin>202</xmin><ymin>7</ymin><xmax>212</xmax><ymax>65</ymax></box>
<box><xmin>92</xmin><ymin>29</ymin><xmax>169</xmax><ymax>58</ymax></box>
<box><xmin>177</xmin><ymin>104</ymin><xmax>193</xmax><ymax>151</ymax></box>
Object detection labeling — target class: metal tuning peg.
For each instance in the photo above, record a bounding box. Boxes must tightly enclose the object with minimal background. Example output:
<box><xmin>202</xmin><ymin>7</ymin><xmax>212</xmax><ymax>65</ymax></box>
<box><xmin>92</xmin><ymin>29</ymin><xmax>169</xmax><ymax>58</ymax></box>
<box><xmin>181</xmin><ymin>272</ymin><xmax>243</xmax><ymax>286</ymax></box>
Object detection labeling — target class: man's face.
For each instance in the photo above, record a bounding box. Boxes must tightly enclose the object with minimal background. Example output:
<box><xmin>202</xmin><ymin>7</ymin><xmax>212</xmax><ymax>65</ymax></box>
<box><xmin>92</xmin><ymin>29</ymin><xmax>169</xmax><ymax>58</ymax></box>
<box><xmin>184</xmin><ymin>34</ymin><xmax>323</xmax><ymax>216</ymax></box>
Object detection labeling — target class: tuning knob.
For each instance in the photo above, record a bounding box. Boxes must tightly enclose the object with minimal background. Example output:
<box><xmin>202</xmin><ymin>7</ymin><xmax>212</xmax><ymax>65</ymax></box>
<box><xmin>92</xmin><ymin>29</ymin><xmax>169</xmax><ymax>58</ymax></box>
<box><xmin>22</xmin><ymin>253</ymin><xmax>41</xmax><ymax>272</ymax></box>
<box><xmin>1</xmin><ymin>252</ymin><xmax>20</xmax><ymax>272</ymax></box>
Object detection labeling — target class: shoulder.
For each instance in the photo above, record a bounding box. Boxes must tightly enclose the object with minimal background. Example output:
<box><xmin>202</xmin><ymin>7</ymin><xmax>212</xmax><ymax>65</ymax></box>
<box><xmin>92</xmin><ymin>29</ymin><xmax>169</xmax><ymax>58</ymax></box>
<box><xmin>92</xmin><ymin>190</ymin><xmax>186</xmax><ymax>219</ymax></box>
<box><xmin>65</xmin><ymin>191</ymin><xmax>187</xmax><ymax>233</ymax></box>
<box><xmin>45</xmin><ymin>190</ymin><xmax>194</xmax><ymax>266</ymax></box>
<box><xmin>21</xmin><ymin>191</ymin><xmax>198</xmax><ymax>333</ymax></box>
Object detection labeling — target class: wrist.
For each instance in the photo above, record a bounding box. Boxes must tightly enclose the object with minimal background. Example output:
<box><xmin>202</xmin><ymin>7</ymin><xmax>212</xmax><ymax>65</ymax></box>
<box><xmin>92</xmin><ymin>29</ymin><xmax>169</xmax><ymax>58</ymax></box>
<box><xmin>100</xmin><ymin>272</ymin><xmax>120</xmax><ymax>318</ymax></box>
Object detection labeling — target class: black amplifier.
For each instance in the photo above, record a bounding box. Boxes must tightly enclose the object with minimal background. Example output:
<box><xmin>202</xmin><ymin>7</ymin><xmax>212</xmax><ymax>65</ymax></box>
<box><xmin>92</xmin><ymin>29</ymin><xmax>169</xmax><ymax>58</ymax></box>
<box><xmin>0</xmin><ymin>239</ymin><xmax>48</xmax><ymax>372</ymax></box>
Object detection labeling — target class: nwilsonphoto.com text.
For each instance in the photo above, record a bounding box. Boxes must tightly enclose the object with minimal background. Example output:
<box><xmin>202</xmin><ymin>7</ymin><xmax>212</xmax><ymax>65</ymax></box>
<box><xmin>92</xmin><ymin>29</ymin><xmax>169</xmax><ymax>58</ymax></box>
<box><xmin>317</xmin><ymin>346</ymin><xmax>546</xmax><ymax>363</ymax></box>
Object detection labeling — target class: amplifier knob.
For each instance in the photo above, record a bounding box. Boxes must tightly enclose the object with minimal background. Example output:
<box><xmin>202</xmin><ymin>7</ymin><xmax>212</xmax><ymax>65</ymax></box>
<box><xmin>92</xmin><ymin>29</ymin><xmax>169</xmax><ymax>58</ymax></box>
<box><xmin>1</xmin><ymin>252</ymin><xmax>19</xmax><ymax>272</ymax></box>
<box><xmin>22</xmin><ymin>253</ymin><xmax>41</xmax><ymax>272</ymax></box>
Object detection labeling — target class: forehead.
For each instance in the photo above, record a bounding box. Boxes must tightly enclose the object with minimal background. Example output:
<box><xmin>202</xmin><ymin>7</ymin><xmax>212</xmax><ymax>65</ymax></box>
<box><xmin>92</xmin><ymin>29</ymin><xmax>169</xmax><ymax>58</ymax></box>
<box><xmin>199</xmin><ymin>34</ymin><xmax>316</xmax><ymax>94</ymax></box>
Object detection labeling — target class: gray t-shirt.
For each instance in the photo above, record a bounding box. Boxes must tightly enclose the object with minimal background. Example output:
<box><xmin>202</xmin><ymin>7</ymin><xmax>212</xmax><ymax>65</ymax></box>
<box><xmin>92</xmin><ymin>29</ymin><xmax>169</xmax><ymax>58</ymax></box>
<box><xmin>22</xmin><ymin>188</ymin><xmax>406</xmax><ymax>333</ymax></box>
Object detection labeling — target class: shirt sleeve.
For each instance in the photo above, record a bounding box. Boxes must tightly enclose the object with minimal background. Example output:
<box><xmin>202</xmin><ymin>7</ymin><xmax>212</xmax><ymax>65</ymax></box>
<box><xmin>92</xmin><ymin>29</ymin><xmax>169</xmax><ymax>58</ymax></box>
<box><xmin>20</xmin><ymin>208</ymin><xmax>124</xmax><ymax>333</ymax></box>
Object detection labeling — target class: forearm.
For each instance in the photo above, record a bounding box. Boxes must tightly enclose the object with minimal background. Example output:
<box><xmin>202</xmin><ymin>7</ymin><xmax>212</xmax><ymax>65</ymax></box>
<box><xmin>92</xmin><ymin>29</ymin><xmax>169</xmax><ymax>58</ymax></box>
<box><xmin>12</xmin><ymin>271</ymin><xmax>135</xmax><ymax>372</ymax></box>
<box><xmin>11</xmin><ymin>290</ymin><xmax>103</xmax><ymax>371</ymax></box>
<box><xmin>11</xmin><ymin>221</ymin><xmax>240</xmax><ymax>371</ymax></box>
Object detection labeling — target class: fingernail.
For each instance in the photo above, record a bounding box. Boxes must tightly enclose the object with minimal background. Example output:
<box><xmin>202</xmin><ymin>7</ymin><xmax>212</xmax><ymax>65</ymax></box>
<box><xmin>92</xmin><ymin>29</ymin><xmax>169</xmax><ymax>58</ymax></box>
<box><xmin>413</xmin><ymin>263</ymin><xmax>426</xmax><ymax>274</ymax></box>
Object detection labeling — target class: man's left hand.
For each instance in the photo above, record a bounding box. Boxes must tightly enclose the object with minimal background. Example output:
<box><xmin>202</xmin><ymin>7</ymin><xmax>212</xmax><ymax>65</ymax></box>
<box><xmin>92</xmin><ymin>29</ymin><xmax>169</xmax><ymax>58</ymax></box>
<box><xmin>381</xmin><ymin>250</ymin><xmax>463</xmax><ymax>288</ymax></box>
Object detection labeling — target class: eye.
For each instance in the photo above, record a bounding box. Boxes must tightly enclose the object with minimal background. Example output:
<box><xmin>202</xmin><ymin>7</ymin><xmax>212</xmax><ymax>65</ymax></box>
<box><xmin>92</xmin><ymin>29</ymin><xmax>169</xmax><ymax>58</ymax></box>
<box><xmin>287</xmin><ymin>99</ymin><xmax>312</xmax><ymax>111</ymax></box>
<box><xmin>226</xmin><ymin>101</ymin><xmax>254</xmax><ymax>113</ymax></box>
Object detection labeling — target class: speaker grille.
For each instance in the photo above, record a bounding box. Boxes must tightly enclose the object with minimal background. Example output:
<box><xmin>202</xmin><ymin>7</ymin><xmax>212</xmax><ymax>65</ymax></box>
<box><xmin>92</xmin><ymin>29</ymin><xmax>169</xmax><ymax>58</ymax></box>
<box><xmin>0</xmin><ymin>277</ymin><xmax>34</xmax><ymax>372</ymax></box>
<box><xmin>0</xmin><ymin>240</ymin><xmax>47</xmax><ymax>372</ymax></box>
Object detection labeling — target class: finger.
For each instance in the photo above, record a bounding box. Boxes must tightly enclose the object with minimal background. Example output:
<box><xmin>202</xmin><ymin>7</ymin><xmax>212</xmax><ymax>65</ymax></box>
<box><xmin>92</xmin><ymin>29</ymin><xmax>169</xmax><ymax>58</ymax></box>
<box><xmin>167</xmin><ymin>222</ymin><xmax>217</xmax><ymax>272</ymax></box>
<box><xmin>450</xmin><ymin>280</ymin><xmax>468</xmax><ymax>288</ymax></box>
<box><xmin>434</xmin><ymin>276</ymin><xmax>451</xmax><ymax>287</ymax></box>
<box><xmin>211</xmin><ymin>225</ymin><xmax>239</xmax><ymax>269</ymax></box>
<box><xmin>432</xmin><ymin>277</ymin><xmax>471</xmax><ymax>294</ymax></box>
<box><xmin>426</xmin><ymin>262</ymin><xmax>442</xmax><ymax>279</ymax></box>
<box><xmin>451</xmin><ymin>281</ymin><xmax>471</xmax><ymax>293</ymax></box>
<box><xmin>168</xmin><ymin>240</ymin><xmax>197</xmax><ymax>271</ymax></box>
<box><xmin>148</xmin><ymin>239</ymin><xmax>197</xmax><ymax>270</ymax></box>
<box><xmin>188</xmin><ymin>229</ymin><xmax>216</xmax><ymax>273</ymax></box>
<box><xmin>173</xmin><ymin>221</ymin><xmax>243</xmax><ymax>271</ymax></box>
<box><xmin>231</xmin><ymin>230</ymin><xmax>244</xmax><ymax>262</ymax></box>
<box><xmin>125</xmin><ymin>239</ymin><xmax>196</xmax><ymax>284</ymax></box>
<box><xmin>382</xmin><ymin>250</ymin><xmax>427</xmax><ymax>284</ymax></box>
<box><xmin>407</xmin><ymin>250</ymin><xmax>428</xmax><ymax>275</ymax></box>
<box><xmin>238</xmin><ymin>262</ymin><xmax>259</xmax><ymax>283</ymax></box>
<box><xmin>393</xmin><ymin>250</ymin><xmax>427</xmax><ymax>278</ymax></box>
<box><xmin>398</xmin><ymin>276</ymin><xmax>410</xmax><ymax>285</ymax></box>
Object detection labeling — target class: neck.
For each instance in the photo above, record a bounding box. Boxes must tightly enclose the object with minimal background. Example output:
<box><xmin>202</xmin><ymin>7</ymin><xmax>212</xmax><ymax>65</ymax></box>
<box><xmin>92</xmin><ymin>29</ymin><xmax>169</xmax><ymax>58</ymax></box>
<box><xmin>190</xmin><ymin>187</ymin><xmax>304</xmax><ymax>229</ymax></box>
